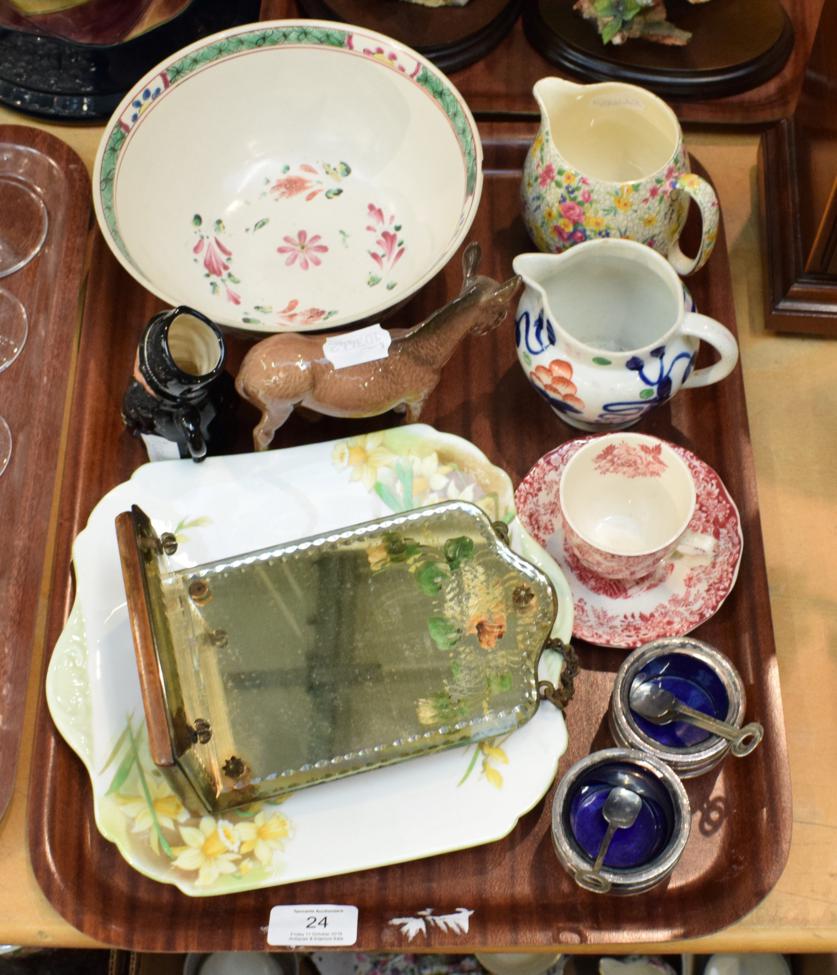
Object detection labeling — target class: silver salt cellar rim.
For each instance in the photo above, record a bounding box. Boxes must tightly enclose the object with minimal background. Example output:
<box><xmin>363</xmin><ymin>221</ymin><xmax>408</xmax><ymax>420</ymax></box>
<box><xmin>610</xmin><ymin>636</ymin><xmax>747</xmax><ymax>779</ymax></box>
<box><xmin>551</xmin><ymin>747</ymin><xmax>690</xmax><ymax>895</ymax></box>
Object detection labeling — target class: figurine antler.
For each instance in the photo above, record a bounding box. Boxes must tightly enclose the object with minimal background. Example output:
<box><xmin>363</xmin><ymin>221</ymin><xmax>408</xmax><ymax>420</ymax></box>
<box><xmin>462</xmin><ymin>241</ymin><xmax>482</xmax><ymax>283</ymax></box>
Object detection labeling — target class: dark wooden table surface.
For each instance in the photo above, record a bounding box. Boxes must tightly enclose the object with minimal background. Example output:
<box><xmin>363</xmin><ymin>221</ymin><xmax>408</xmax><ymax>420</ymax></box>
<box><xmin>262</xmin><ymin>0</ymin><xmax>822</xmax><ymax>126</ymax></box>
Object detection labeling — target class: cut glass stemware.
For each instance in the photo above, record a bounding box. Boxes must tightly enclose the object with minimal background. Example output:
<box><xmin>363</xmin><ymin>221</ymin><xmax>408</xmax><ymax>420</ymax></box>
<box><xmin>0</xmin><ymin>415</ymin><xmax>10</xmax><ymax>476</ymax></box>
<box><xmin>0</xmin><ymin>286</ymin><xmax>27</xmax><ymax>370</ymax></box>
<box><xmin>0</xmin><ymin>176</ymin><xmax>48</xmax><ymax>278</ymax></box>
<box><xmin>0</xmin><ymin>287</ymin><xmax>30</xmax><ymax>477</ymax></box>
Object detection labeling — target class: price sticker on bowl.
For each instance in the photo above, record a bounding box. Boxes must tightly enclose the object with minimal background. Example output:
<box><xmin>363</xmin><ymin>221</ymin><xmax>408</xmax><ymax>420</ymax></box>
<box><xmin>266</xmin><ymin>905</ymin><xmax>359</xmax><ymax>946</ymax></box>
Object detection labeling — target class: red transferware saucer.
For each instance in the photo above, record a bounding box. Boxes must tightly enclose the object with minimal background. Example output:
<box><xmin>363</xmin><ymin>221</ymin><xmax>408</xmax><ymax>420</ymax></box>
<box><xmin>515</xmin><ymin>438</ymin><xmax>743</xmax><ymax>649</ymax></box>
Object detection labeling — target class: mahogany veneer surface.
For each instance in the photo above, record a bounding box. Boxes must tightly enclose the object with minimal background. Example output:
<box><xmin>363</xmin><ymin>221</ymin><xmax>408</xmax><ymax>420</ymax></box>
<box><xmin>0</xmin><ymin>125</ymin><xmax>89</xmax><ymax>821</ymax></box>
<box><xmin>296</xmin><ymin>0</ymin><xmax>521</xmax><ymax>72</ymax></box>
<box><xmin>296</xmin><ymin>0</ymin><xmax>518</xmax><ymax>50</ymax></box>
<box><xmin>523</xmin><ymin>0</ymin><xmax>795</xmax><ymax>101</ymax></box>
<box><xmin>27</xmin><ymin>130</ymin><xmax>791</xmax><ymax>950</ymax></box>
<box><xmin>261</xmin><ymin>0</ymin><xmax>821</xmax><ymax>125</ymax></box>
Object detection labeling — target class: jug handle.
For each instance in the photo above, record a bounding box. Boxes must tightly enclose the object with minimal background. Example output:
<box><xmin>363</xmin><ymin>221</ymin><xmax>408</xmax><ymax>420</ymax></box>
<box><xmin>175</xmin><ymin>406</ymin><xmax>208</xmax><ymax>461</ymax></box>
<box><xmin>679</xmin><ymin>313</ymin><xmax>739</xmax><ymax>389</ymax></box>
<box><xmin>666</xmin><ymin>173</ymin><xmax>720</xmax><ymax>276</ymax></box>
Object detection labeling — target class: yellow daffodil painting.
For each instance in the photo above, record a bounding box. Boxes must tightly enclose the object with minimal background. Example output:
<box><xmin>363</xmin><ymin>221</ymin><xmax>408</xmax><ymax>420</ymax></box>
<box><xmin>459</xmin><ymin>737</ymin><xmax>511</xmax><ymax>789</ymax></box>
<box><xmin>331</xmin><ymin>431</ymin><xmax>396</xmax><ymax>490</ymax></box>
<box><xmin>331</xmin><ymin>427</ymin><xmax>512</xmax><ymax>524</ymax></box>
<box><xmin>100</xmin><ymin>714</ymin><xmax>292</xmax><ymax>891</ymax></box>
<box><xmin>237</xmin><ymin>810</ymin><xmax>292</xmax><ymax>867</ymax></box>
<box><xmin>171</xmin><ymin>817</ymin><xmax>242</xmax><ymax>888</ymax></box>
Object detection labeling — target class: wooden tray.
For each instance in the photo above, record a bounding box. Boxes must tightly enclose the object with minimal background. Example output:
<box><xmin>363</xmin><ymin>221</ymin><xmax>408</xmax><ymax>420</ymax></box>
<box><xmin>0</xmin><ymin>126</ymin><xmax>89</xmax><ymax>822</ymax></box>
<box><xmin>27</xmin><ymin>128</ymin><xmax>791</xmax><ymax>950</ymax></box>
<box><xmin>261</xmin><ymin>0</ymin><xmax>821</xmax><ymax>125</ymax></box>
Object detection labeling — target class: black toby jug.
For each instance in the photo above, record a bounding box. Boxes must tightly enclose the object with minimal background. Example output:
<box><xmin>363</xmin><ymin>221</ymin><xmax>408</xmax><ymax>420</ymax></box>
<box><xmin>122</xmin><ymin>306</ymin><xmax>228</xmax><ymax>461</ymax></box>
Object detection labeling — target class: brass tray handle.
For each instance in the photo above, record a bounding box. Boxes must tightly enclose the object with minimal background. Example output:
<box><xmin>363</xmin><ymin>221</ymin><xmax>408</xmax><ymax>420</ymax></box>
<box><xmin>537</xmin><ymin>638</ymin><xmax>579</xmax><ymax>711</ymax></box>
<box><xmin>491</xmin><ymin>518</ymin><xmax>577</xmax><ymax>712</ymax></box>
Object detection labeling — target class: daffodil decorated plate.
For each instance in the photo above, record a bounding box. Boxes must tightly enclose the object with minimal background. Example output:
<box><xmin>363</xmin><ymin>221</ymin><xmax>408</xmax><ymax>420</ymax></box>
<box><xmin>46</xmin><ymin>425</ymin><xmax>573</xmax><ymax>896</ymax></box>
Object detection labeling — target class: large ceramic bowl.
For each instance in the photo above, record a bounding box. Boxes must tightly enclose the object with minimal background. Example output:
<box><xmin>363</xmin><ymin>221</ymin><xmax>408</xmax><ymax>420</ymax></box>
<box><xmin>93</xmin><ymin>21</ymin><xmax>483</xmax><ymax>333</ymax></box>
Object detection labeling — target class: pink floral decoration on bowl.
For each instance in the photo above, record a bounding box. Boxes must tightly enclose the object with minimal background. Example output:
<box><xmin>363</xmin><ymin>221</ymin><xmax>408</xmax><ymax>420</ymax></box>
<box><xmin>277</xmin><ymin>230</ymin><xmax>329</xmax><ymax>271</ymax></box>
<box><xmin>366</xmin><ymin>203</ymin><xmax>405</xmax><ymax>289</ymax></box>
<box><xmin>275</xmin><ymin>299</ymin><xmax>337</xmax><ymax>328</ymax></box>
<box><xmin>191</xmin><ymin>214</ymin><xmax>241</xmax><ymax>305</ymax></box>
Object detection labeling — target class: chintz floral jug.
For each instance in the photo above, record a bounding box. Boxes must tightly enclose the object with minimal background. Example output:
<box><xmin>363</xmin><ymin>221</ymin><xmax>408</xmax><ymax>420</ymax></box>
<box><xmin>522</xmin><ymin>78</ymin><xmax>719</xmax><ymax>276</ymax></box>
<box><xmin>513</xmin><ymin>238</ymin><xmax>738</xmax><ymax>431</ymax></box>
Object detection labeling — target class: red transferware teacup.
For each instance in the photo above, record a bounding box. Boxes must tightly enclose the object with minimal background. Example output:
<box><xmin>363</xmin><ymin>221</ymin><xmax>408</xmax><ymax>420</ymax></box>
<box><xmin>559</xmin><ymin>433</ymin><xmax>713</xmax><ymax>581</ymax></box>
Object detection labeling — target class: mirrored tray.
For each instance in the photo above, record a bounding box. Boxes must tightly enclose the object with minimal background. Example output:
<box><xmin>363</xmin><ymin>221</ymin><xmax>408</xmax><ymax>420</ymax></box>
<box><xmin>46</xmin><ymin>424</ymin><xmax>573</xmax><ymax>896</ymax></box>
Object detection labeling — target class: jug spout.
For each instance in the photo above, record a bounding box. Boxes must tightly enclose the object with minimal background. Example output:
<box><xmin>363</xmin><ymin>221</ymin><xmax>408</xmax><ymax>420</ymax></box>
<box><xmin>512</xmin><ymin>252</ymin><xmax>562</xmax><ymax>297</ymax></box>
<box><xmin>532</xmin><ymin>77</ymin><xmax>584</xmax><ymax>134</ymax></box>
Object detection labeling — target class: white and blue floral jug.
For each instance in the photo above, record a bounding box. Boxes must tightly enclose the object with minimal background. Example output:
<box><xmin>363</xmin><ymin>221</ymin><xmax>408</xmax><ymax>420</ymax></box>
<box><xmin>513</xmin><ymin>239</ymin><xmax>738</xmax><ymax>431</ymax></box>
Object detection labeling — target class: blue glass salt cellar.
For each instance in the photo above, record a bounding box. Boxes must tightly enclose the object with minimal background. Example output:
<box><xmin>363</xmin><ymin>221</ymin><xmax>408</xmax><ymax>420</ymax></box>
<box><xmin>610</xmin><ymin>636</ymin><xmax>763</xmax><ymax>778</ymax></box>
<box><xmin>552</xmin><ymin>748</ymin><xmax>690</xmax><ymax>894</ymax></box>
<box><xmin>122</xmin><ymin>306</ymin><xmax>235</xmax><ymax>461</ymax></box>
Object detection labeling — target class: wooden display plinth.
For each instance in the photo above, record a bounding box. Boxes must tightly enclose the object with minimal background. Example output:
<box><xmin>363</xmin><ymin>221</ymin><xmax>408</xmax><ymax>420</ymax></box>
<box><xmin>760</xmin><ymin>0</ymin><xmax>837</xmax><ymax>336</ymax></box>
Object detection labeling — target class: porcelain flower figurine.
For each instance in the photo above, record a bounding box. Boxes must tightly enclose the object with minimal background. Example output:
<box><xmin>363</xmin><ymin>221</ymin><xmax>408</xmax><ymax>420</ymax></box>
<box><xmin>573</xmin><ymin>0</ymin><xmax>711</xmax><ymax>46</ymax></box>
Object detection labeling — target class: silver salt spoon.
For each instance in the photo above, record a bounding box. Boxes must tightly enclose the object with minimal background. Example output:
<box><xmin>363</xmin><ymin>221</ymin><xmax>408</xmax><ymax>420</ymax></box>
<box><xmin>576</xmin><ymin>786</ymin><xmax>643</xmax><ymax>893</ymax></box>
<box><xmin>630</xmin><ymin>677</ymin><xmax>763</xmax><ymax>757</ymax></box>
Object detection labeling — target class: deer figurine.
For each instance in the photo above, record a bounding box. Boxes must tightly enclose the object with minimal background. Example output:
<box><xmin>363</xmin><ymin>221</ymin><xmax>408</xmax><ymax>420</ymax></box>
<box><xmin>236</xmin><ymin>243</ymin><xmax>520</xmax><ymax>450</ymax></box>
